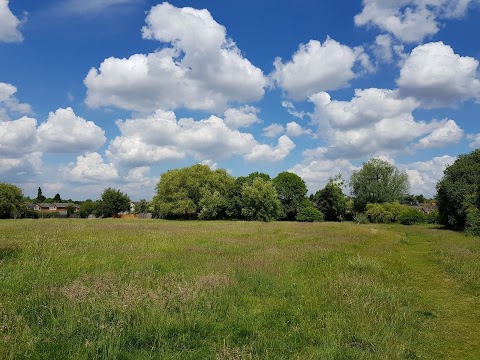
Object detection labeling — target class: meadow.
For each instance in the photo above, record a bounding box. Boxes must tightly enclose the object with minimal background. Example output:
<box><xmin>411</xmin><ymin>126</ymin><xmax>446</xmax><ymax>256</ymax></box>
<box><xmin>0</xmin><ymin>219</ymin><xmax>479</xmax><ymax>359</ymax></box>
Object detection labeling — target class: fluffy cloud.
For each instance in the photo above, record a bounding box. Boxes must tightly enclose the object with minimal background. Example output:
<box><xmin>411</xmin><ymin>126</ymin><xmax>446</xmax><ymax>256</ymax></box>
<box><xmin>416</xmin><ymin>119</ymin><xmax>463</xmax><ymax>148</ymax></box>
<box><xmin>309</xmin><ymin>88</ymin><xmax>464</xmax><ymax>158</ymax></box>
<box><xmin>0</xmin><ymin>116</ymin><xmax>38</xmax><ymax>157</ymax></box>
<box><xmin>0</xmin><ymin>0</ymin><xmax>23</xmax><ymax>43</ymax></box>
<box><xmin>106</xmin><ymin>135</ymin><xmax>185</xmax><ymax>167</ymax></box>
<box><xmin>224</xmin><ymin>106</ymin><xmax>260</xmax><ymax>129</ymax></box>
<box><xmin>0</xmin><ymin>82</ymin><xmax>33</xmax><ymax>120</ymax></box>
<box><xmin>311</xmin><ymin>88</ymin><xmax>418</xmax><ymax>129</ymax></box>
<box><xmin>85</xmin><ymin>2</ymin><xmax>266</xmax><ymax>113</ymax></box>
<box><xmin>355</xmin><ymin>0</ymin><xmax>475</xmax><ymax>43</ymax></box>
<box><xmin>107</xmin><ymin>110</ymin><xmax>293</xmax><ymax>167</ymax></box>
<box><xmin>397</xmin><ymin>42</ymin><xmax>480</xmax><ymax>107</ymax></box>
<box><xmin>245</xmin><ymin>135</ymin><xmax>295</xmax><ymax>162</ymax></box>
<box><xmin>64</xmin><ymin>152</ymin><xmax>119</xmax><ymax>183</ymax></box>
<box><xmin>0</xmin><ymin>152</ymin><xmax>42</xmax><ymax>179</ymax></box>
<box><xmin>262</xmin><ymin>123</ymin><xmax>285</xmax><ymax>138</ymax></box>
<box><xmin>402</xmin><ymin>155</ymin><xmax>456</xmax><ymax>196</ymax></box>
<box><xmin>285</xmin><ymin>121</ymin><xmax>315</xmax><ymax>138</ymax></box>
<box><xmin>467</xmin><ymin>133</ymin><xmax>480</xmax><ymax>149</ymax></box>
<box><xmin>289</xmin><ymin>148</ymin><xmax>357</xmax><ymax>193</ymax></box>
<box><xmin>37</xmin><ymin>107</ymin><xmax>106</xmax><ymax>153</ymax></box>
<box><xmin>271</xmin><ymin>38</ymin><xmax>372</xmax><ymax>100</ymax></box>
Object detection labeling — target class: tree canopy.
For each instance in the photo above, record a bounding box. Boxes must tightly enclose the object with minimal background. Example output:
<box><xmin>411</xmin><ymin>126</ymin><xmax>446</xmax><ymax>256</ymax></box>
<box><xmin>350</xmin><ymin>158</ymin><xmax>409</xmax><ymax>211</ymax></box>
<box><xmin>99</xmin><ymin>188</ymin><xmax>131</xmax><ymax>218</ymax></box>
<box><xmin>0</xmin><ymin>183</ymin><xmax>26</xmax><ymax>219</ymax></box>
<box><xmin>152</xmin><ymin>164</ymin><xmax>234</xmax><ymax>219</ymax></box>
<box><xmin>313</xmin><ymin>176</ymin><xmax>346</xmax><ymax>221</ymax></box>
<box><xmin>436</xmin><ymin>149</ymin><xmax>480</xmax><ymax>233</ymax></box>
<box><xmin>273</xmin><ymin>171</ymin><xmax>307</xmax><ymax>220</ymax></box>
<box><xmin>241</xmin><ymin>177</ymin><xmax>282</xmax><ymax>222</ymax></box>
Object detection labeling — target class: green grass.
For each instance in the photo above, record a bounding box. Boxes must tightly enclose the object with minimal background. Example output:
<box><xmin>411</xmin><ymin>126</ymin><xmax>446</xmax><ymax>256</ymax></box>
<box><xmin>0</xmin><ymin>219</ymin><xmax>479</xmax><ymax>359</ymax></box>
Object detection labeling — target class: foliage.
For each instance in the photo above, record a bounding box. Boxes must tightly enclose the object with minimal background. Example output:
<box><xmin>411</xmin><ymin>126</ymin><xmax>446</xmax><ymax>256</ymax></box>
<box><xmin>436</xmin><ymin>149</ymin><xmax>480</xmax><ymax>232</ymax></box>
<box><xmin>465</xmin><ymin>206</ymin><xmax>480</xmax><ymax>236</ymax></box>
<box><xmin>99</xmin><ymin>188</ymin><xmax>131</xmax><ymax>218</ymax></box>
<box><xmin>79</xmin><ymin>200</ymin><xmax>96</xmax><ymax>218</ymax></box>
<box><xmin>365</xmin><ymin>202</ymin><xmax>426</xmax><ymax>225</ymax></box>
<box><xmin>241</xmin><ymin>177</ymin><xmax>282</xmax><ymax>221</ymax></box>
<box><xmin>273</xmin><ymin>172</ymin><xmax>307</xmax><ymax>220</ymax></box>
<box><xmin>0</xmin><ymin>183</ymin><xmax>26</xmax><ymax>219</ymax></box>
<box><xmin>153</xmin><ymin>164</ymin><xmax>234</xmax><ymax>219</ymax></box>
<box><xmin>134</xmin><ymin>199</ymin><xmax>150</xmax><ymax>215</ymax></box>
<box><xmin>295</xmin><ymin>203</ymin><xmax>324</xmax><ymax>222</ymax></box>
<box><xmin>353</xmin><ymin>212</ymin><xmax>369</xmax><ymax>224</ymax></box>
<box><xmin>198</xmin><ymin>190</ymin><xmax>227</xmax><ymax>220</ymax></box>
<box><xmin>398</xmin><ymin>208</ymin><xmax>427</xmax><ymax>225</ymax></box>
<box><xmin>313</xmin><ymin>176</ymin><xmax>346</xmax><ymax>221</ymax></box>
<box><xmin>36</xmin><ymin>187</ymin><xmax>46</xmax><ymax>203</ymax></box>
<box><xmin>350</xmin><ymin>158</ymin><xmax>409</xmax><ymax>211</ymax></box>
<box><xmin>53</xmin><ymin>193</ymin><xmax>62</xmax><ymax>202</ymax></box>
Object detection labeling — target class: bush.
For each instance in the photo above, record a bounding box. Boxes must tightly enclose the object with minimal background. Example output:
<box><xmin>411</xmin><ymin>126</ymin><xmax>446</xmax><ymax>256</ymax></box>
<box><xmin>365</xmin><ymin>203</ymin><xmax>394</xmax><ymax>223</ymax></box>
<box><xmin>353</xmin><ymin>213</ymin><xmax>369</xmax><ymax>224</ymax></box>
<box><xmin>465</xmin><ymin>206</ymin><xmax>480</xmax><ymax>236</ymax></box>
<box><xmin>296</xmin><ymin>206</ymin><xmax>324</xmax><ymax>222</ymax></box>
<box><xmin>398</xmin><ymin>208</ymin><xmax>426</xmax><ymax>225</ymax></box>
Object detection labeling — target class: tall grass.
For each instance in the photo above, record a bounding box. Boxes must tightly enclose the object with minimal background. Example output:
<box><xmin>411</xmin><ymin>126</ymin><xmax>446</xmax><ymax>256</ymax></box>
<box><xmin>0</xmin><ymin>219</ymin><xmax>479</xmax><ymax>359</ymax></box>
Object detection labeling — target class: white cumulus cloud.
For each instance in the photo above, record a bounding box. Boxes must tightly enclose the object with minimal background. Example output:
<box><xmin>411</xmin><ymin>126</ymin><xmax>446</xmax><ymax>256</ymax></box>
<box><xmin>37</xmin><ymin>107</ymin><xmax>106</xmax><ymax>153</ymax></box>
<box><xmin>224</xmin><ymin>106</ymin><xmax>261</xmax><ymax>129</ymax></box>
<box><xmin>85</xmin><ymin>2</ymin><xmax>266</xmax><ymax>113</ymax></box>
<box><xmin>245</xmin><ymin>135</ymin><xmax>295</xmax><ymax>162</ymax></box>
<box><xmin>271</xmin><ymin>38</ymin><xmax>372</xmax><ymax>100</ymax></box>
<box><xmin>416</xmin><ymin>119</ymin><xmax>463</xmax><ymax>148</ymax></box>
<box><xmin>355</xmin><ymin>0</ymin><xmax>476</xmax><ymax>43</ymax></box>
<box><xmin>397</xmin><ymin>42</ymin><xmax>480</xmax><ymax>107</ymax></box>
<box><xmin>0</xmin><ymin>0</ymin><xmax>23</xmax><ymax>43</ymax></box>
<box><xmin>402</xmin><ymin>155</ymin><xmax>456</xmax><ymax>196</ymax></box>
<box><xmin>64</xmin><ymin>152</ymin><xmax>119</xmax><ymax>183</ymax></box>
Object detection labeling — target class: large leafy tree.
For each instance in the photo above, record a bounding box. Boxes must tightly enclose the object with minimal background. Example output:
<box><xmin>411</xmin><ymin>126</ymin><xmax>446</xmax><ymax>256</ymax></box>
<box><xmin>273</xmin><ymin>171</ymin><xmax>307</xmax><ymax>220</ymax></box>
<box><xmin>313</xmin><ymin>176</ymin><xmax>346</xmax><ymax>221</ymax></box>
<box><xmin>350</xmin><ymin>158</ymin><xmax>409</xmax><ymax>211</ymax></box>
<box><xmin>241</xmin><ymin>177</ymin><xmax>282</xmax><ymax>222</ymax></box>
<box><xmin>436</xmin><ymin>149</ymin><xmax>480</xmax><ymax>233</ymax></box>
<box><xmin>0</xmin><ymin>183</ymin><xmax>26</xmax><ymax>219</ymax></box>
<box><xmin>99</xmin><ymin>188</ymin><xmax>131</xmax><ymax>218</ymax></box>
<box><xmin>153</xmin><ymin>164</ymin><xmax>234</xmax><ymax>219</ymax></box>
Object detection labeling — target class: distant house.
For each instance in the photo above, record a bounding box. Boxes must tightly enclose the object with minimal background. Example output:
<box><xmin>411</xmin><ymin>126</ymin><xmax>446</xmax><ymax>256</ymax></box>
<box><xmin>33</xmin><ymin>203</ymin><xmax>80</xmax><ymax>216</ymax></box>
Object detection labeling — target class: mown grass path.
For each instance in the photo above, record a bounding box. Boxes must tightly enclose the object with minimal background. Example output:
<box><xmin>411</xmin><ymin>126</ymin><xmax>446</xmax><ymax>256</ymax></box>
<box><xmin>0</xmin><ymin>220</ymin><xmax>479</xmax><ymax>359</ymax></box>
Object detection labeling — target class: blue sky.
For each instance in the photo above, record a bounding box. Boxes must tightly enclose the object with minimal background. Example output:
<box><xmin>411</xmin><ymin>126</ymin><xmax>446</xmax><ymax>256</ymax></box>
<box><xmin>1</xmin><ymin>0</ymin><xmax>480</xmax><ymax>200</ymax></box>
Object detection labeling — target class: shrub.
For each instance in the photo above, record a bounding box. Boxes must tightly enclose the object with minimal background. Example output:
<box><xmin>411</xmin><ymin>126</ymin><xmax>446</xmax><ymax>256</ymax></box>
<box><xmin>353</xmin><ymin>213</ymin><xmax>369</xmax><ymax>224</ymax></box>
<box><xmin>465</xmin><ymin>206</ymin><xmax>480</xmax><ymax>236</ymax></box>
<box><xmin>398</xmin><ymin>208</ymin><xmax>426</xmax><ymax>225</ymax></box>
<box><xmin>365</xmin><ymin>203</ymin><xmax>394</xmax><ymax>223</ymax></box>
<box><xmin>296</xmin><ymin>206</ymin><xmax>324</xmax><ymax>222</ymax></box>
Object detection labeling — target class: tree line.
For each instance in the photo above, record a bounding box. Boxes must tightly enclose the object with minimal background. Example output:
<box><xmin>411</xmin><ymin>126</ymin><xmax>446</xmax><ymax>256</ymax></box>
<box><xmin>2</xmin><ymin>149</ymin><xmax>480</xmax><ymax>234</ymax></box>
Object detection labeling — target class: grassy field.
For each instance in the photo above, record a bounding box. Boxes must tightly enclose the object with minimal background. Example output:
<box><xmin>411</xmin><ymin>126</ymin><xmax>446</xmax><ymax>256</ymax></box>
<box><xmin>0</xmin><ymin>219</ymin><xmax>479</xmax><ymax>359</ymax></box>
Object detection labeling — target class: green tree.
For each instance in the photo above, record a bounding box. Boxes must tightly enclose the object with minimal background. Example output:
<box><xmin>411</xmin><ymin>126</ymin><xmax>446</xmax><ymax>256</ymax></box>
<box><xmin>436</xmin><ymin>149</ymin><xmax>480</xmax><ymax>232</ymax></box>
<box><xmin>313</xmin><ymin>176</ymin><xmax>346</xmax><ymax>221</ymax></box>
<box><xmin>36</xmin><ymin>187</ymin><xmax>46</xmax><ymax>203</ymax></box>
<box><xmin>152</xmin><ymin>164</ymin><xmax>234</xmax><ymax>219</ymax></box>
<box><xmin>296</xmin><ymin>200</ymin><xmax>324</xmax><ymax>222</ymax></box>
<box><xmin>99</xmin><ymin>188</ymin><xmax>131</xmax><ymax>218</ymax></box>
<box><xmin>0</xmin><ymin>183</ymin><xmax>26</xmax><ymax>219</ymax></box>
<box><xmin>350</xmin><ymin>158</ymin><xmax>409</xmax><ymax>211</ymax></box>
<box><xmin>79</xmin><ymin>200</ymin><xmax>96</xmax><ymax>218</ymax></box>
<box><xmin>273</xmin><ymin>171</ymin><xmax>307</xmax><ymax>220</ymax></box>
<box><xmin>53</xmin><ymin>193</ymin><xmax>62</xmax><ymax>202</ymax></box>
<box><xmin>241</xmin><ymin>177</ymin><xmax>282</xmax><ymax>222</ymax></box>
<box><xmin>134</xmin><ymin>199</ymin><xmax>150</xmax><ymax>215</ymax></box>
